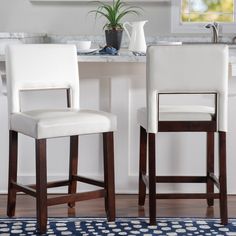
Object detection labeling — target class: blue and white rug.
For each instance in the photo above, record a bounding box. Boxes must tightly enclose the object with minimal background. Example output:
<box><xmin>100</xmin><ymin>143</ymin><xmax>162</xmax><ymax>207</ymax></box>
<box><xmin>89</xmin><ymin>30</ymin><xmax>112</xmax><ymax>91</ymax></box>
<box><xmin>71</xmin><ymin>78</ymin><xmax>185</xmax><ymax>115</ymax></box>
<box><xmin>0</xmin><ymin>218</ymin><xmax>236</xmax><ymax>235</ymax></box>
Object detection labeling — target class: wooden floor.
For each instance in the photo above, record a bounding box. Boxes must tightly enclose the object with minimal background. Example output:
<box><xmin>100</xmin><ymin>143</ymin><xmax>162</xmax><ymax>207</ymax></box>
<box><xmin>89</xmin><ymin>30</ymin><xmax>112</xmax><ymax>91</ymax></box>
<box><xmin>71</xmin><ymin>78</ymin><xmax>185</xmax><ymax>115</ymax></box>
<box><xmin>0</xmin><ymin>194</ymin><xmax>236</xmax><ymax>218</ymax></box>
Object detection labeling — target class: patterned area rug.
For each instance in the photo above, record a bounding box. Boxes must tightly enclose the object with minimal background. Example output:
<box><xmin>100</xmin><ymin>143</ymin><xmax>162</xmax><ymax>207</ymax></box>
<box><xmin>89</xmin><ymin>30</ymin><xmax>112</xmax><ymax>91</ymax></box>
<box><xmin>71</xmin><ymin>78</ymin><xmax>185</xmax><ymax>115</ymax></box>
<box><xmin>0</xmin><ymin>218</ymin><xmax>236</xmax><ymax>235</ymax></box>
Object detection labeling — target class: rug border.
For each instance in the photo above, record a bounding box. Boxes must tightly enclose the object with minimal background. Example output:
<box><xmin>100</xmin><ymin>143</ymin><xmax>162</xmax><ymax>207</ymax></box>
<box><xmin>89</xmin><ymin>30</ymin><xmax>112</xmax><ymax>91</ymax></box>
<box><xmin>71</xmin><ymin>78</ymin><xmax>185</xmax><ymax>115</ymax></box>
<box><xmin>1</xmin><ymin>217</ymin><xmax>236</xmax><ymax>221</ymax></box>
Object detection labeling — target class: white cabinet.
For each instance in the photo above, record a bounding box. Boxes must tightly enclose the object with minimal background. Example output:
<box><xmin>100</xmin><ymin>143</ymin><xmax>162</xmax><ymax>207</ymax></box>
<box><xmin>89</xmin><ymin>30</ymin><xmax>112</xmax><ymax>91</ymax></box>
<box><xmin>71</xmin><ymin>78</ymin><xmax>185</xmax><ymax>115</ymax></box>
<box><xmin>1</xmin><ymin>52</ymin><xmax>236</xmax><ymax>194</ymax></box>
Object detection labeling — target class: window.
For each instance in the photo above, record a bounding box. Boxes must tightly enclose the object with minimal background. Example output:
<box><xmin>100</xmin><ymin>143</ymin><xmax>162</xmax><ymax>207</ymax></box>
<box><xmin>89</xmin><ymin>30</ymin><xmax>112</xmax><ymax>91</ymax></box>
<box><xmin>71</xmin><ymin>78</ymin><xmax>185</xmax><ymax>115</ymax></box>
<box><xmin>171</xmin><ymin>0</ymin><xmax>236</xmax><ymax>33</ymax></box>
<box><xmin>182</xmin><ymin>0</ymin><xmax>234</xmax><ymax>23</ymax></box>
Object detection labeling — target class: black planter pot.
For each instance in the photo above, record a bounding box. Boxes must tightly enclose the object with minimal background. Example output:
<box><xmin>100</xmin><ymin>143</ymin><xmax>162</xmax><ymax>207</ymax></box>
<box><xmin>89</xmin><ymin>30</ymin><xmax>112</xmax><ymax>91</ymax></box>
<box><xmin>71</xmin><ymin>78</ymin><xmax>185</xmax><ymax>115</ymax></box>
<box><xmin>105</xmin><ymin>30</ymin><xmax>123</xmax><ymax>50</ymax></box>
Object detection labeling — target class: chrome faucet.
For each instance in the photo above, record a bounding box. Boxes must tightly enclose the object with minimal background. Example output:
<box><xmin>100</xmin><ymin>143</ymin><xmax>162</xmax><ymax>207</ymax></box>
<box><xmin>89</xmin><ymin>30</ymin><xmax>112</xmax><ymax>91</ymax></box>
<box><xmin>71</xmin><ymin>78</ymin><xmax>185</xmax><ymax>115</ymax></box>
<box><xmin>232</xmin><ymin>35</ymin><xmax>236</xmax><ymax>44</ymax></box>
<box><xmin>205</xmin><ymin>22</ymin><xmax>219</xmax><ymax>43</ymax></box>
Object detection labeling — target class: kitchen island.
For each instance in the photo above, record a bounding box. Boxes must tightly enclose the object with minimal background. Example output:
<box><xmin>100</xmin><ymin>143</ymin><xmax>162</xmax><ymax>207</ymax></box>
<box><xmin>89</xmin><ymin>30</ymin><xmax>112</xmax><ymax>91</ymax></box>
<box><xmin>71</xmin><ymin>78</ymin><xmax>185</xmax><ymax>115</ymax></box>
<box><xmin>1</xmin><ymin>49</ymin><xmax>236</xmax><ymax>195</ymax></box>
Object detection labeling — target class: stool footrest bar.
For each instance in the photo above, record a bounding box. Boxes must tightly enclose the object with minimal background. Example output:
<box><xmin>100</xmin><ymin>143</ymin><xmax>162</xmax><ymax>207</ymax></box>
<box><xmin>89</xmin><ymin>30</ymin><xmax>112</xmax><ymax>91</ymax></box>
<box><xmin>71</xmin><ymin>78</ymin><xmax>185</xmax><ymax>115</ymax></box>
<box><xmin>73</xmin><ymin>175</ymin><xmax>105</xmax><ymax>187</ymax></box>
<box><xmin>47</xmin><ymin>189</ymin><xmax>105</xmax><ymax>206</ymax></box>
<box><xmin>156</xmin><ymin>193</ymin><xmax>220</xmax><ymax>199</ymax></box>
<box><xmin>28</xmin><ymin>180</ymin><xmax>70</xmax><ymax>190</ymax></box>
<box><xmin>156</xmin><ymin>176</ymin><xmax>207</xmax><ymax>183</ymax></box>
<box><xmin>12</xmin><ymin>181</ymin><xmax>36</xmax><ymax>197</ymax></box>
<box><xmin>209</xmin><ymin>173</ymin><xmax>220</xmax><ymax>189</ymax></box>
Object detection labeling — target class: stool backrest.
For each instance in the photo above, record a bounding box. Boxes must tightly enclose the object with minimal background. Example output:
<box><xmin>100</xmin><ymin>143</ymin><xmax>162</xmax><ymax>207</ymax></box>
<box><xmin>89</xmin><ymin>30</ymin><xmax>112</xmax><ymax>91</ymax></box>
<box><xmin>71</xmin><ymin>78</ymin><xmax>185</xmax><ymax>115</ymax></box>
<box><xmin>146</xmin><ymin>44</ymin><xmax>228</xmax><ymax>133</ymax></box>
<box><xmin>6</xmin><ymin>44</ymin><xmax>80</xmax><ymax>114</ymax></box>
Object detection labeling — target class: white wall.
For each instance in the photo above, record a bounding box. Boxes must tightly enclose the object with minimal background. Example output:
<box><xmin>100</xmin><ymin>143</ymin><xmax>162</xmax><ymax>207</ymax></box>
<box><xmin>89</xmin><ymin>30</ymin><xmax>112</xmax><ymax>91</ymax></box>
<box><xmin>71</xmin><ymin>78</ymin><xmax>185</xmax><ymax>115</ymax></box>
<box><xmin>0</xmin><ymin>0</ymin><xmax>170</xmax><ymax>36</ymax></box>
<box><xmin>1</xmin><ymin>0</ymin><xmax>236</xmax><ymax>195</ymax></box>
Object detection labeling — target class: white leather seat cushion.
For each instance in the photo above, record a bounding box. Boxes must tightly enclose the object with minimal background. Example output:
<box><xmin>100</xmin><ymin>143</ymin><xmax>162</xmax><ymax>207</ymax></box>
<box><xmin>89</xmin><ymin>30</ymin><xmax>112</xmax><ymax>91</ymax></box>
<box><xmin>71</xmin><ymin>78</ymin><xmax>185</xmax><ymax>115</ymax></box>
<box><xmin>137</xmin><ymin>105</ymin><xmax>215</xmax><ymax>130</ymax></box>
<box><xmin>10</xmin><ymin>109</ymin><xmax>117</xmax><ymax>139</ymax></box>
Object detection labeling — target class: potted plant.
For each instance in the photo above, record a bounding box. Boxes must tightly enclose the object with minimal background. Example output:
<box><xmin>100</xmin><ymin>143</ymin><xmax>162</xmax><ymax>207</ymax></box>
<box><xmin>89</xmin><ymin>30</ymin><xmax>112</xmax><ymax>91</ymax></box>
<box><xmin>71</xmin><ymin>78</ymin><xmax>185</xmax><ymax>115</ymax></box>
<box><xmin>90</xmin><ymin>0</ymin><xmax>141</xmax><ymax>50</ymax></box>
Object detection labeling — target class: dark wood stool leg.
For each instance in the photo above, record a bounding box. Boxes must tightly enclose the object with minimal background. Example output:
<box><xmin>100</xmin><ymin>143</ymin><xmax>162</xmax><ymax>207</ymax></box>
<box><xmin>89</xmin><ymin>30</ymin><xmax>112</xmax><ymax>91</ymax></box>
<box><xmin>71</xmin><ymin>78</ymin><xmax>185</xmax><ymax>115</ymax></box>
<box><xmin>148</xmin><ymin>133</ymin><xmax>156</xmax><ymax>225</ymax></box>
<box><xmin>219</xmin><ymin>131</ymin><xmax>228</xmax><ymax>225</ymax></box>
<box><xmin>68</xmin><ymin>135</ymin><xmax>79</xmax><ymax>208</ymax></box>
<box><xmin>36</xmin><ymin>139</ymin><xmax>48</xmax><ymax>234</ymax></box>
<box><xmin>103</xmin><ymin>132</ymin><xmax>115</xmax><ymax>221</ymax></box>
<box><xmin>7</xmin><ymin>130</ymin><xmax>18</xmax><ymax>217</ymax></box>
<box><xmin>138</xmin><ymin>126</ymin><xmax>147</xmax><ymax>206</ymax></box>
<box><xmin>206</xmin><ymin>132</ymin><xmax>214</xmax><ymax>206</ymax></box>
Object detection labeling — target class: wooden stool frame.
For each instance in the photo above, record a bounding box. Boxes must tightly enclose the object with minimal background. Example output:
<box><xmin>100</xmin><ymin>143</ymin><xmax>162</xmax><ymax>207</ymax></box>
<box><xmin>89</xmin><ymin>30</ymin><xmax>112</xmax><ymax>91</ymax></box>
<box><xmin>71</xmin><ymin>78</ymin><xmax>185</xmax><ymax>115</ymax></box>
<box><xmin>138</xmin><ymin>93</ymin><xmax>228</xmax><ymax>225</ymax></box>
<box><xmin>7</xmin><ymin>89</ymin><xmax>116</xmax><ymax>234</ymax></box>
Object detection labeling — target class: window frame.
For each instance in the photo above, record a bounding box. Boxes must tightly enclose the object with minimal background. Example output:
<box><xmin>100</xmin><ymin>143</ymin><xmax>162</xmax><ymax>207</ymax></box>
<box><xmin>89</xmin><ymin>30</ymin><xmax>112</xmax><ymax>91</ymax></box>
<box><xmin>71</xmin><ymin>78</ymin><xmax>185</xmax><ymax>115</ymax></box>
<box><xmin>171</xmin><ymin>0</ymin><xmax>236</xmax><ymax>34</ymax></box>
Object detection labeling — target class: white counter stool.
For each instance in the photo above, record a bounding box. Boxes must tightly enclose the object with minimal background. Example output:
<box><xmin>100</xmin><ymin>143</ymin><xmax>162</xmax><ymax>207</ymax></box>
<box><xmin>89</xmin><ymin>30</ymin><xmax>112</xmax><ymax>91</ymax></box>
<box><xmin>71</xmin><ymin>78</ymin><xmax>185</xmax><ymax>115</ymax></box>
<box><xmin>137</xmin><ymin>45</ymin><xmax>228</xmax><ymax>225</ymax></box>
<box><xmin>6</xmin><ymin>44</ymin><xmax>116</xmax><ymax>234</ymax></box>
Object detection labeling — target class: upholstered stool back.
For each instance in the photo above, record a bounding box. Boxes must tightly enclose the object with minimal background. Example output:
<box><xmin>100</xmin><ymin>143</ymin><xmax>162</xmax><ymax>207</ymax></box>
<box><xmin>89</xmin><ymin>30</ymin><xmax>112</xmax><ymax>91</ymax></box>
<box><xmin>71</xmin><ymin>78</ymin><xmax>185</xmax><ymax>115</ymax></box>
<box><xmin>6</xmin><ymin>44</ymin><xmax>80</xmax><ymax>114</ymax></box>
<box><xmin>146</xmin><ymin>45</ymin><xmax>228</xmax><ymax>133</ymax></box>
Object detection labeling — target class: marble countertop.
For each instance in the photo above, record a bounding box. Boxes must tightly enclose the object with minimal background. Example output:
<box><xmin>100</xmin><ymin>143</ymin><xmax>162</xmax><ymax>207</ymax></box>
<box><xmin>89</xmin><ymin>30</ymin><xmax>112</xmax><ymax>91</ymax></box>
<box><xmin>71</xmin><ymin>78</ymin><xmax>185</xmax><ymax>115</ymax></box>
<box><xmin>1</xmin><ymin>32</ymin><xmax>236</xmax><ymax>63</ymax></box>
<box><xmin>1</xmin><ymin>49</ymin><xmax>236</xmax><ymax>64</ymax></box>
<box><xmin>77</xmin><ymin>50</ymin><xmax>146</xmax><ymax>63</ymax></box>
<box><xmin>0</xmin><ymin>32</ymin><xmax>46</xmax><ymax>39</ymax></box>
<box><xmin>0</xmin><ymin>50</ymin><xmax>146</xmax><ymax>63</ymax></box>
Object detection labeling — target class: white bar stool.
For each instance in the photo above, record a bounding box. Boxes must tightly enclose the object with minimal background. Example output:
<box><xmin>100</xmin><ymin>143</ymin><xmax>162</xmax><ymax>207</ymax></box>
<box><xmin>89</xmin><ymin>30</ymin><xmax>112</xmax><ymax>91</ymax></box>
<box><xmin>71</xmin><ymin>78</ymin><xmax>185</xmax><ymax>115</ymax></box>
<box><xmin>6</xmin><ymin>44</ymin><xmax>117</xmax><ymax>234</ymax></box>
<box><xmin>137</xmin><ymin>45</ymin><xmax>229</xmax><ymax>225</ymax></box>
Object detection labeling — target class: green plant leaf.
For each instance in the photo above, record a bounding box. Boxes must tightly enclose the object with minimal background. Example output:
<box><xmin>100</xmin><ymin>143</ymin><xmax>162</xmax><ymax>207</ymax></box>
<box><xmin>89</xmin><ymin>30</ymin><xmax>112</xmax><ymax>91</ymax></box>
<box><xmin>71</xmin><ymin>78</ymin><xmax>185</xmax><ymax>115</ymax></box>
<box><xmin>89</xmin><ymin>0</ymin><xmax>143</xmax><ymax>30</ymax></box>
<box><xmin>116</xmin><ymin>9</ymin><xmax>140</xmax><ymax>23</ymax></box>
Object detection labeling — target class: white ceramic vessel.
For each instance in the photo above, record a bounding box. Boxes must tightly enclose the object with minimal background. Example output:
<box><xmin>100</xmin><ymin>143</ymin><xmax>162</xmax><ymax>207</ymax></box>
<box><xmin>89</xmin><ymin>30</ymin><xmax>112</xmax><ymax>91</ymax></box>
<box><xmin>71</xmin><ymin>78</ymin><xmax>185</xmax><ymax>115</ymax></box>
<box><xmin>123</xmin><ymin>20</ymin><xmax>148</xmax><ymax>53</ymax></box>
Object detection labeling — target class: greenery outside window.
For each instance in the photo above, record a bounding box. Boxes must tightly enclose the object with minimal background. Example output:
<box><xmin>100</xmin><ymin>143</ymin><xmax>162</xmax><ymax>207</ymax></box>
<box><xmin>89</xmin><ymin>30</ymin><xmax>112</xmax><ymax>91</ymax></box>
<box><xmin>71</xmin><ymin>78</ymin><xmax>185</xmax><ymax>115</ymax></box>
<box><xmin>171</xmin><ymin>0</ymin><xmax>236</xmax><ymax>33</ymax></box>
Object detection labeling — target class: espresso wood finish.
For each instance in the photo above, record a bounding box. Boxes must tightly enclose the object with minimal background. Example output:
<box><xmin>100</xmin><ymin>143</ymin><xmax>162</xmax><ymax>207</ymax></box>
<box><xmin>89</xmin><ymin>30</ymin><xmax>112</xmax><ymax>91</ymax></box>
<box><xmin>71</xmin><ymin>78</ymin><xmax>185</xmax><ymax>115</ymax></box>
<box><xmin>27</xmin><ymin>180</ymin><xmax>70</xmax><ymax>190</ymax></box>
<box><xmin>103</xmin><ymin>132</ymin><xmax>116</xmax><ymax>221</ymax></box>
<box><xmin>219</xmin><ymin>131</ymin><xmax>228</xmax><ymax>225</ymax></box>
<box><xmin>7</xmin><ymin>132</ymin><xmax>116</xmax><ymax>234</ymax></box>
<box><xmin>138</xmin><ymin>126</ymin><xmax>147</xmax><ymax>206</ymax></box>
<box><xmin>7</xmin><ymin>130</ymin><xmax>18</xmax><ymax>217</ymax></box>
<box><xmin>156</xmin><ymin>176</ymin><xmax>207</xmax><ymax>183</ymax></box>
<box><xmin>207</xmin><ymin>132</ymin><xmax>215</xmax><ymax>206</ymax></box>
<box><xmin>155</xmin><ymin>193</ymin><xmax>220</xmax><ymax>199</ymax></box>
<box><xmin>12</xmin><ymin>182</ymin><xmax>37</xmax><ymax>197</ymax></box>
<box><xmin>148</xmin><ymin>133</ymin><xmax>156</xmax><ymax>225</ymax></box>
<box><xmin>74</xmin><ymin>176</ymin><xmax>104</xmax><ymax>188</ymax></box>
<box><xmin>158</xmin><ymin>121</ymin><xmax>216</xmax><ymax>132</ymax></box>
<box><xmin>68</xmin><ymin>135</ymin><xmax>79</xmax><ymax>208</ymax></box>
<box><xmin>47</xmin><ymin>190</ymin><xmax>105</xmax><ymax>206</ymax></box>
<box><xmin>139</xmin><ymin>118</ymin><xmax>228</xmax><ymax>226</ymax></box>
<box><xmin>35</xmin><ymin>139</ymin><xmax>47</xmax><ymax>233</ymax></box>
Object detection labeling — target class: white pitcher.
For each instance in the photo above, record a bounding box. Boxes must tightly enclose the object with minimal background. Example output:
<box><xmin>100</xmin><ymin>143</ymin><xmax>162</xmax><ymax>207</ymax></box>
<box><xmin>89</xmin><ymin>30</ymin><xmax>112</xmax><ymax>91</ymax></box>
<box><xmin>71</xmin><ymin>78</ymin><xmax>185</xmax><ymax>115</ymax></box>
<box><xmin>123</xmin><ymin>20</ymin><xmax>148</xmax><ymax>54</ymax></box>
